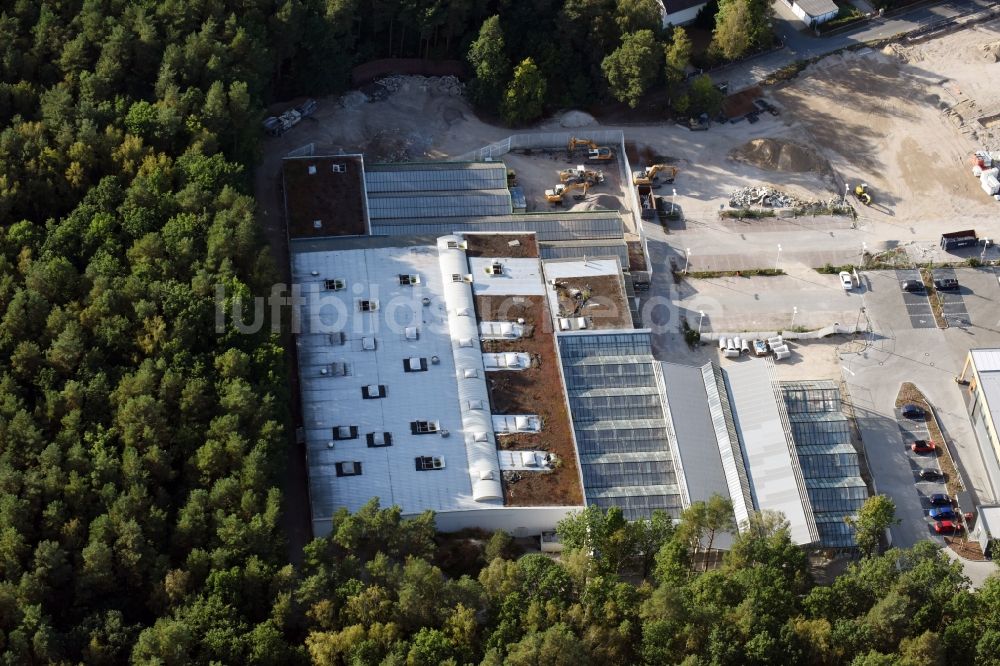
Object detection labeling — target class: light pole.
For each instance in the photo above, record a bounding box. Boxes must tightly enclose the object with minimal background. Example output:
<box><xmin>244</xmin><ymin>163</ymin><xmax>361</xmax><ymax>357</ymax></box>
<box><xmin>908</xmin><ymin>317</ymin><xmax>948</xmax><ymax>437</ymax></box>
<box><xmin>775</xmin><ymin>244</ymin><xmax>782</xmax><ymax>272</ymax></box>
<box><xmin>790</xmin><ymin>306</ymin><xmax>798</xmax><ymax>329</ymax></box>
<box><xmin>671</xmin><ymin>188</ymin><xmax>678</xmax><ymax>215</ymax></box>
<box><xmin>683</xmin><ymin>248</ymin><xmax>691</xmax><ymax>274</ymax></box>
<box><xmin>844</xmin><ymin>183</ymin><xmax>849</xmax><ymax>206</ymax></box>
<box><xmin>982</xmin><ymin>239</ymin><xmax>991</xmax><ymax>263</ymax></box>
<box><xmin>698</xmin><ymin>310</ymin><xmax>705</xmax><ymax>335</ymax></box>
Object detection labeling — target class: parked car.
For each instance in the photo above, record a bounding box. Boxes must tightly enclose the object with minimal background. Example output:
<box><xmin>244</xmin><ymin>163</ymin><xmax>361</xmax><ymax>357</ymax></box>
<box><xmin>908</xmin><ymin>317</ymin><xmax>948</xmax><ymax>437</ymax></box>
<box><xmin>929</xmin><ymin>507</ymin><xmax>956</xmax><ymax>521</ymax></box>
<box><xmin>933</xmin><ymin>276</ymin><xmax>959</xmax><ymax>291</ymax></box>
<box><xmin>929</xmin><ymin>493</ymin><xmax>951</xmax><ymax>506</ymax></box>
<box><xmin>911</xmin><ymin>439</ymin><xmax>936</xmax><ymax>453</ymax></box>
<box><xmin>901</xmin><ymin>404</ymin><xmax>926</xmax><ymax>419</ymax></box>
<box><xmin>901</xmin><ymin>280</ymin><xmax>924</xmax><ymax>292</ymax></box>
<box><xmin>839</xmin><ymin>271</ymin><xmax>853</xmax><ymax>290</ymax></box>
<box><xmin>918</xmin><ymin>468</ymin><xmax>943</xmax><ymax>481</ymax></box>
<box><xmin>933</xmin><ymin>520</ymin><xmax>962</xmax><ymax>534</ymax></box>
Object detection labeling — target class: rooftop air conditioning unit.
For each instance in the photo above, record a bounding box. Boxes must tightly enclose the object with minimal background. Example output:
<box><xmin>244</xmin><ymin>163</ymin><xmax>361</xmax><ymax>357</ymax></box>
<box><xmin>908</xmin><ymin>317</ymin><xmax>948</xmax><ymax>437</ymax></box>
<box><xmin>422</xmin><ymin>297</ymin><xmax>431</xmax><ymax>306</ymax></box>
<box><xmin>430</xmin><ymin>356</ymin><xmax>440</xmax><ymax>364</ymax></box>
<box><xmin>439</xmin><ymin>429</ymin><xmax>450</xmax><ymax>438</ymax></box>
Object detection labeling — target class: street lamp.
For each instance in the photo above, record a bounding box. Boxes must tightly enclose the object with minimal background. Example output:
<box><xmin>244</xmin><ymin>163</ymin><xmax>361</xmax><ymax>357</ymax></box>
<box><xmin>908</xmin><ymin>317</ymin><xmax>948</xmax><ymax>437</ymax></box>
<box><xmin>982</xmin><ymin>239</ymin><xmax>991</xmax><ymax>263</ymax></box>
<box><xmin>844</xmin><ymin>183</ymin><xmax>849</xmax><ymax>206</ymax></box>
<box><xmin>671</xmin><ymin>188</ymin><xmax>678</xmax><ymax>215</ymax></box>
<box><xmin>698</xmin><ymin>310</ymin><xmax>706</xmax><ymax>335</ymax></box>
<box><xmin>790</xmin><ymin>306</ymin><xmax>798</xmax><ymax>329</ymax></box>
<box><xmin>684</xmin><ymin>248</ymin><xmax>691</xmax><ymax>274</ymax></box>
<box><xmin>775</xmin><ymin>244</ymin><xmax>782</xmax><ymax>272</ymax></box>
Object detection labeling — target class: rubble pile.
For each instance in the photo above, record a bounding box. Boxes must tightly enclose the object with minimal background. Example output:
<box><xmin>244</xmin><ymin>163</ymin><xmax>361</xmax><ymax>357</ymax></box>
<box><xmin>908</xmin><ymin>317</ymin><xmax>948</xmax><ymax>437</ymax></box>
<box><xmin>729</xmin><ymin>186</ymin><xmax>854</xmax><ymax>212</ymax></box>
<box><xmin>729</xmin><ymin>186</ymin><xmax>801</xmax><ymax>208</ymax></box>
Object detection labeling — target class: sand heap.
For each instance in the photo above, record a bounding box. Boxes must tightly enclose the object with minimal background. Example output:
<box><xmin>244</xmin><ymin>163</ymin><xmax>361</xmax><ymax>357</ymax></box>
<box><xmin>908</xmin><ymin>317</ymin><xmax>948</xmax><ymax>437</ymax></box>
<box><xmin>979</xmin><ymin>40</ymin><xmax>1000</xmax><ymax>63</ymax></box>
<box><xmin>559</xmin><ymin>110</ymin><xmax>597</xmax><ymax>128</ymax></box>
<box><xmin>730</xmin><ymin>138</ymin><xmax>828</xmax><ymax>173</ymax></box>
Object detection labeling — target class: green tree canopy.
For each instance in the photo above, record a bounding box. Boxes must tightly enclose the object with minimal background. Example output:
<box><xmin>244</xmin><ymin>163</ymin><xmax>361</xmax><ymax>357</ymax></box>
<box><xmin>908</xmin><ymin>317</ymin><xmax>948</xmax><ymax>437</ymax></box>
<box><xmin>502</xmin><ymin>58</ymin><xmax>547</xmax><ymax>125</ymax></box>
<box><xmin>601</xmin><ymin>29</ymin><xmax>662</xmax><ymax>108</ymax></box>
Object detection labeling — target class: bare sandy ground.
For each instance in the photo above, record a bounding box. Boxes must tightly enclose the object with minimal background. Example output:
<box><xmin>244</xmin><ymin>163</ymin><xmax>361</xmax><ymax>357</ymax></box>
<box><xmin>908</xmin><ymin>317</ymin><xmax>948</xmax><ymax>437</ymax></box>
<box><xmin>255</xmin><ymin>19</ymin><xmax>1000</xmax><ymax>275</ymax></box>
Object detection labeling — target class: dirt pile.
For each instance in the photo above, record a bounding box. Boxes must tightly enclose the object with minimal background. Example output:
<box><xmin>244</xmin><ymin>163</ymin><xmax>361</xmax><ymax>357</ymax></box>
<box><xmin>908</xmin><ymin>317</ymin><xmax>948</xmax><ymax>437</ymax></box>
<box><xmin>730</xmin><ymin>138</ymin><xmax>828</xmax><ymax>173</ymax></box>
<box><xmin>559</xmin><ymin>110</ymin><xmax>597</xmax><ymax>128</ymax></box>
<box><xmin>979</xmin><ymin>40</ymin><xmax>1000</xmax><ymax>62</ymax></box>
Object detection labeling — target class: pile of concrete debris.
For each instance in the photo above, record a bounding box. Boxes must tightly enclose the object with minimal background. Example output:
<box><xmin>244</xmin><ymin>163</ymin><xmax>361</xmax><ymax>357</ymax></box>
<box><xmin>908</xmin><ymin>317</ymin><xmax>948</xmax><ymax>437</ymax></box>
<box><xmin>729</xmin><ymin>186</ymin><xmax>801</xmax><ymax>208</ymax></box>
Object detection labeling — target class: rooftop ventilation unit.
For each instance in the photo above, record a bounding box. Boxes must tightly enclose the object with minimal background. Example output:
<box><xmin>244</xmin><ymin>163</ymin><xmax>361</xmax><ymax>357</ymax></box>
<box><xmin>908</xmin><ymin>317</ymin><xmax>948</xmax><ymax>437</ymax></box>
<box><xmin>307</xmin><ymin>165</ymin><xmax>317</xmax><ymax>175</ymax></box>
<box><xmin>485</xmin><ymin>262</ymin><xmax>504</xmax><ymax>276</ymax></box>
<box><xmin>326</xmin><ymin>441</ymin><xmax>335</xmax><ymax>449</ymax></box>
<box><xmin>313</xmin><ymin>220</ymin><xmax>322</xmax><ymax>229</ymax></box>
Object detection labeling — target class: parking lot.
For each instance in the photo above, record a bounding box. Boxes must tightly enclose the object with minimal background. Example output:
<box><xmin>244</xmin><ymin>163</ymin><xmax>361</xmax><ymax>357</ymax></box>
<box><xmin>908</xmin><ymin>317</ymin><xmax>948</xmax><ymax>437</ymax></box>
<box><xmin>894</xmin><ymin>269</ymin><xmax>935</xmax><ymax>329</ymax></box>
<box><xmin>844</xmin><ymin>267</ymin><xmax>1000</xmax><ymax>549</ymax></box>
<box><xmin>895</xmin><ymin>406</ymin><xmax>948</xmax><ymax>540</ymax></box>
<box><xmin>932</xmin><ymin>267</ymin><xmax>971</xmax><ymax>328</ymax></box>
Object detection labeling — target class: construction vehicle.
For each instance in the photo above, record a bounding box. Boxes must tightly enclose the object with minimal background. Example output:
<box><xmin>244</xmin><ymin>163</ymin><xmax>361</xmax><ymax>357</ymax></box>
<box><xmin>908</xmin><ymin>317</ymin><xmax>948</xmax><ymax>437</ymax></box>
<box><xmin>567</xmin><ymin>137</ymin><xmax>613</xmax><ymax>161</ymax></box>
<box><xmin>263</xmin><ymin>108</ymin><xmax>302</xmax><ymax>136</ymax></box>
<box><xmin>853</xmin><ymin>183</ymin><xmax>872</xmax><ymax>206</ymax></box>
<box><xmin>558</xmin><ymin>165</ymin><xmax>605</xmax><ymax>185</ymax></box>
<box><xmin>544</xmin><ymin>181</ymin><xmax>589</xmax><ymax>205</ymax></box>
<box><xmin>632</xmin><ymin>164</ymin><xmax>678</xmax><ymax>187</ymax></box>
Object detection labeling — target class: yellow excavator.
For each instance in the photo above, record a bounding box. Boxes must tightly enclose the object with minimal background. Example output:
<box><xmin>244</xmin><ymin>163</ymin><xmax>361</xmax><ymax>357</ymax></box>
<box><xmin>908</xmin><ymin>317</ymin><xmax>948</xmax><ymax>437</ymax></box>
<box><xmin>567</xmin><ymin>137</ymin><xmax>613</xmax><ymax>161</ymax></box>
<box><xmin>545</xmin><ymin>181</ymin><xmax>589</xmax><ymax>204</ymax></box>
<box><xmin>632</xmin><ymin>164</ymin><xmax>678</xmax><ymax>187</ymax></box>
<box><xmin>559</xmin><ymin>165</ymin><xmax>605</xmax><ymax>184</ymax></box>
<box><xmin>853</xmin><ymin>183</ymin><xmax>872</xmax><ymax>206</ymax></box>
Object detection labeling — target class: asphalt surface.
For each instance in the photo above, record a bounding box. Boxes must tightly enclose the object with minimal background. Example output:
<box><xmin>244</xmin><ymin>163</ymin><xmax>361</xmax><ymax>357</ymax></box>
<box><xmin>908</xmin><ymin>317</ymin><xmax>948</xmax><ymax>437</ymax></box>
<box><xmin>844</xmin><ymin>269</ymin><xmax>1000</xmax><ymax>559</ymax></box>
<box><xmin>932</xmin><ymin>268</ymin><xmax>971</xmax><ymax>327</ymax></box>
<box><xmin>713</xmin><ymin>0</ymin><xmax>998</xmax><ymax>92</ymax></box>
<box><xmin>895</xmin><ymin>269</ymin><xmax>935</xmax><ymax>329</ymax></box>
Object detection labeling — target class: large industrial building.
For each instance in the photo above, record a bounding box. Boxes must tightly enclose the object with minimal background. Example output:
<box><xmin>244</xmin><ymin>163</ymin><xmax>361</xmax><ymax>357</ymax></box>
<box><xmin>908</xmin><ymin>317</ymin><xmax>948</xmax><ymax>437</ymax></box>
<box><xmin>283</xmin><ymin>143</ymin><xmax>867</xmax><ymax>548</ymax></box>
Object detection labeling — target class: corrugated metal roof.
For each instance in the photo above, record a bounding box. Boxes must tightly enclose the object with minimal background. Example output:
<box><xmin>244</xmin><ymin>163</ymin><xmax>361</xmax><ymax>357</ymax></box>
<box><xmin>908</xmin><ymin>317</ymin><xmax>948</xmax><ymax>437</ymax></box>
<box><xmin>724</xmin><ymin>362</ymin><xmax>818</xmax><ymax>545</ymax></box>
<box><xmin>660</xmin><ymin>362</ymin><xmax>733</xmax><ymax>507</ymax></box>
<box><xmin>539</xmin><ymin>242</ymin><xmax>630</xmax><ymax>269</ymax></box>
<box><xmin>371</xmin><ymin>212</ymin><xmax>624</xmax><ymax>242</ymax></box>
<box><xmin>794</xmin><ymin>0</ymin><xmax>837</xmax><ymax>16</ymax></box>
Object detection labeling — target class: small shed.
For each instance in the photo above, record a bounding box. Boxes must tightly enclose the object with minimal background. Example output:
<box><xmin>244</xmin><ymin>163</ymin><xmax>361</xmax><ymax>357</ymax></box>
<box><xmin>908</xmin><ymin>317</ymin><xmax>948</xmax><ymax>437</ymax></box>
<box><xmin>791</xmin><ymin>0</ymin><xmax>839</xmax><ymax>26</ymax></box>
<box><xmin>972</xmin><ymin>505</ymin><xmax>1000</xmax><ymax>557</ymax></box>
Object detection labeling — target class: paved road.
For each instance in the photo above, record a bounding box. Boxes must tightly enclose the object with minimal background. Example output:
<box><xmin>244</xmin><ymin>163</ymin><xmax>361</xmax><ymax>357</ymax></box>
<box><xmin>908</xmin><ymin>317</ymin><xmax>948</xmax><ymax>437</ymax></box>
<box><xmin>713</xmin><ymin>0</ymin><xmax>997</xmax><ymax>92</ymax></box>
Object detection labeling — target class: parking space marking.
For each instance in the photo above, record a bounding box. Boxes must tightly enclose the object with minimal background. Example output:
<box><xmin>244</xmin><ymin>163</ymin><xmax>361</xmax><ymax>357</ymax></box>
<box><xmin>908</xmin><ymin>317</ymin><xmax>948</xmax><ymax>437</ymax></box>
<box><xmin>932</xmin><ymin>268</ymin><xmax>970</xmax><ymax>326</ymax></box>
<box><xmin>895</xmin><ymin>269</ymin><xmax>935</xmax><ymax>329</ymax></box>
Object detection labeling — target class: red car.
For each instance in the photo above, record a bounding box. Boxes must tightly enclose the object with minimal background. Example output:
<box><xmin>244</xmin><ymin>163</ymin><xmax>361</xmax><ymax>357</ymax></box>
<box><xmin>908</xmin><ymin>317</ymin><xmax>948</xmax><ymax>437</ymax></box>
<box><xmin>911</xmin><ymin>440</ymin><xmax>936</xmax><ymax>453</ymax></box>
<box><xmin>934</xmin><ymin>520</ymin><xmax>962</xmax><ymax>534</ymax></box>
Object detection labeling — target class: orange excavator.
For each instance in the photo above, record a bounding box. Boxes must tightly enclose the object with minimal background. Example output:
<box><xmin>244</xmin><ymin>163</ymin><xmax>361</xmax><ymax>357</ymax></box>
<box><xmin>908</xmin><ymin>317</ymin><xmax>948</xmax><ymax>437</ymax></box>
<box><xmin>568</xmin><ymin>137</ymin><xmax>613</xmax><ymax>161</ymax></box>
<box><xmin>544</xmin><ymin>181</ymin><xmax>589</xmax><ymax>204</ymax></box>
<box><xmin>632</xmin><ymin>164</ymin><xmax>678</xmax><ymax>187</ymax></box>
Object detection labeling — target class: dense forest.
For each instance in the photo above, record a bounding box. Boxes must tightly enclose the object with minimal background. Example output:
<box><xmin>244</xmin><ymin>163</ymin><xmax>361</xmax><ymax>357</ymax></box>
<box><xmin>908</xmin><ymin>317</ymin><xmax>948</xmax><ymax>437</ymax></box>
<box><xmin>0</xmin><ymin>0</ymin><xmax>998</xmax><ymax>663</ymax></box>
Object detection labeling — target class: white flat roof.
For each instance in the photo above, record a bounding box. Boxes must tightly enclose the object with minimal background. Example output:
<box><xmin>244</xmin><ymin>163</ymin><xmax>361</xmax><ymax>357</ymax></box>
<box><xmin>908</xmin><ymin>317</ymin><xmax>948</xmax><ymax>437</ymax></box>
<box><xmin>469</xmin><ymin>257</ymin><xmax>545</xmax><ymax>295</ymax></box>
<box><xmin>292</xmin><ymin>238</ymin><xmax>503</xmax><ymax>534</ymax></box>
<box><xmin>972</xmin><ymin>349</ymin><xmax>1000</xmax><ymax>372</ymax></box>
<box><xmin>980</xmin><ymin>505</ymin><xmax>1000</xmax><ymax>537</ymax></box>
<box><xmin>724</xmin><ymin>362</ymin><xmax>818</xmax><ymax>545</ymax></box>
<box><xmin>542</xmin><ymin>258</ymin><xmax>620</xmax><ymax>280</ymax></box>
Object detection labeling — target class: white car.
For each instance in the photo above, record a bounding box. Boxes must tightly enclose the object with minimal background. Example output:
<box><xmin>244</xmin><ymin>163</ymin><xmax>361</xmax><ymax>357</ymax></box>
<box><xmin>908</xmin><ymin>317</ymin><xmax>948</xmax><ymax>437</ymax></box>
<box><xmin>839</xmin><ymin>271</ymin><xmax>853</xmax><ymax>290</ymax></box>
